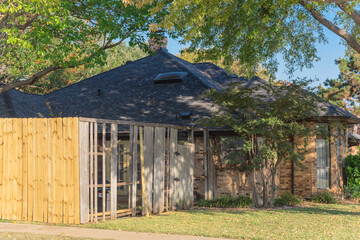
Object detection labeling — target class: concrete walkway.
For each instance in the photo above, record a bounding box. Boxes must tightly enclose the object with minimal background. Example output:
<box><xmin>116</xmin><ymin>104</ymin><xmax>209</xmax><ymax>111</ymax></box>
<box><xmin>0</xmin><ymin>223</ymin><xmax>230</xmax><ymax>240</ymax></box>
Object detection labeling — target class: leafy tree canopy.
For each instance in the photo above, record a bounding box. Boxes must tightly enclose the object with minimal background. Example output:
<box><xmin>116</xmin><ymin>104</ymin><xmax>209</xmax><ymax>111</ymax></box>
<box><xmin>24</xmin><ymin>43</ymin><xmax>147</xmax><ymax>94</ymax></box>
<box><xmin>140</xmin><ymin>0</ymin><xmax>360</xmax><ymax>78</ymax></box>
<box><xmin>201</xmin><ymin>79</ymin><xmax>321</xmax><ymax>207</ymax></box>
<box><xmin>0</xmin><ymin>0</ymin><xmax>163</xmax><ymax>93</ymax></box>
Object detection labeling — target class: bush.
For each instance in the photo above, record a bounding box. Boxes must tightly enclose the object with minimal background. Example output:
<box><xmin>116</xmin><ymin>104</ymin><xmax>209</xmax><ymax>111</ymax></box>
<box><xmin>274</xmin><ymin>192</ymin><xmax>302</xmax><ymax>206</ymax></box>
<box><xmin>197</xmin><ymin>195</ymin><xmax>252</xmax><ymax>208</ymax></box>
<box><xmin>345</xmin><ymin>154</ymin><xmax>360</xmax><ymax>198</ymax></box>
<box><xmin>312</xmin><ymin>191</ymin><xmax>337</xmax><ymax>204</ymax></box>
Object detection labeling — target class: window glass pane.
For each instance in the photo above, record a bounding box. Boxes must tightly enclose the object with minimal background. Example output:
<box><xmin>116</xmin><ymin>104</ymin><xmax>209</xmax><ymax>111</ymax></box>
<box><xmin>316</xmin><ymin>139</ymin><xmax>329</xmax><ymax>189</ymax></box>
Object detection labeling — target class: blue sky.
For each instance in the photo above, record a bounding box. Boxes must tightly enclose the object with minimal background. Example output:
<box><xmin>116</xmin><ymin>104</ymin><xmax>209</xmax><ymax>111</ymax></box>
<box><xmin>165</xmin><ymin>28</ymin><xmax>347</xmax><ymax>88</ymax></box>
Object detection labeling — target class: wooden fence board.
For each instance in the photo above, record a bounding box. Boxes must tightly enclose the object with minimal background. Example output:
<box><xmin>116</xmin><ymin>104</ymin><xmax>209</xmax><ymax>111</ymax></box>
<box><xmin>153</xmin><ymin>127</ymin><xmax>165</xmax><ymax>214</ymax></box>
<box><xmin>73</xmin><ymin>118</ymin><xmax>80</xmax><ymax>225</ymax></box>
<box><xmin>94</xmin><ymin>123</ymin><xmax>98</xmax><ymax>222</ymax></box>
<box><xmin>131</xmin><ymin>126</ymin><xmax>138</xmax><ymax>217</ymax></box>
<box><xmin>110</xmin><ymin>123</ymin><xmax>118</xmax><ymax>220</ymax></box>
<box><xmin>169</xmin><ymin>128</ymin><xmax>177</xmax><ymax>210</ymax></box>
<box><xmin>41</xmin><ymin>119</ymin><xmax>48</xmax><ymax>223</ymax></box>
<box><xmin>55</xmin><ymin>118</ymin><xmax>64</xmax><ymax>223</ymax></box>
<box><xmin>27</xmin><ymin>119</ymin><xmax>34</xmax><ymax>221</ymax></box>
<box><xmin>0</xmin><ymin>120</ymin><xmax>3</xmax><ymax>219</ymax></box>
<box><xmin>177</xmin><ymin>144</ymin><xmax>195</xmax><ymax>209</ymax></box>
<box><xmin>102</xmin><ymin>123</ymin><xmax>106</xmax><ymax>221</ymax></box>
<box><xmin>143</xmin><ymin>127</ymin><xmax>154</xmax><ymax>213</ymax></box>
<box><xmin>79</xmin><ymin>121</ymin><xmax>89</xmax><ymax>224</ymax></box>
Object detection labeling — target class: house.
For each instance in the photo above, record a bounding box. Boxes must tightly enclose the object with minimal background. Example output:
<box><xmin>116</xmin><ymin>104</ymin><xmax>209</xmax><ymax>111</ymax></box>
<box><xmin>0</xmin><ymin>37</ymin><xmax>359</xmax><ymax>201</ymax></box>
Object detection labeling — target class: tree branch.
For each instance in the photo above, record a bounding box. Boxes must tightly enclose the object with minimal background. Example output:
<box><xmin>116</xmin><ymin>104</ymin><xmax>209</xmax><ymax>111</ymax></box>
<box><xmin>0</xmin><ymin>29</ymin><xmax>137</xmax><ymax>93</ymax></box>
<box><xmin>308</xmin><ymin>0</ymin><xmax>352</xmax><ymax>4</ymax></box>
<box><xmin>300</xmin><ymin>0</ymin><xmax>360</xmax><ymax>54</ymax></box>
<box><xmin>337</xmin><ymin>3</ymin><xmax>360</xmax><ymax>27</ymax></box>
<box><xmin>0</xmin><ymin>66</ymin><xmax>60</xmax><ymax>93</ymax></box>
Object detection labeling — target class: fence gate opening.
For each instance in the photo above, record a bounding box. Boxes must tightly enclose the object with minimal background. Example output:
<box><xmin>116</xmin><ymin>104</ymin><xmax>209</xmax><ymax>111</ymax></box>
<box><xmin>79</xmin><ymin>118</ymin><xmax>194</xmax><ymax>223</ymax></box>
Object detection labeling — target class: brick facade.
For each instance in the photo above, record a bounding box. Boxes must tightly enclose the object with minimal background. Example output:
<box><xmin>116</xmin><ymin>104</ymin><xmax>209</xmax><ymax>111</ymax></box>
<box><xmin>193</xmin><ymin>123</ymin><xmax>348</xmax><ymax>200</ymax></box>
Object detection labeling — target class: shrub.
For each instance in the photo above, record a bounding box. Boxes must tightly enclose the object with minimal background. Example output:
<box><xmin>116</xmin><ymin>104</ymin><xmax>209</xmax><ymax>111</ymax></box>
<box><xmin>197</xmin><ymin>195</ymin><xmax>252</xmax><ymax>208</ymax></box>
<box><xmin>274</xmin><ymin>192</ymin><xmax>302</xmax><ymax>206</ymax></box>
<box><xmin>312</xmin><ymin>191</ymin><xmax>337</xmax><ymax>204</ymax></box>
<box><xmin>345</xmin><ymin>154</ymin><xmax>360</xmax><ymax>198</ymax></box>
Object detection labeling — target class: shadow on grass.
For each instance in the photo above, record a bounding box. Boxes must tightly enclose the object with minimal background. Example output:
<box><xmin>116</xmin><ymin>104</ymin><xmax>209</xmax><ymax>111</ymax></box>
<box><xmin>276</xmin><ymin>205</ymin><xmax>360</xmax><ymax>216</ymax></box>
<box><xmin>180</xmin><ymin>204</ymin><xmax>360</xmax><ymax>217</ymax></box>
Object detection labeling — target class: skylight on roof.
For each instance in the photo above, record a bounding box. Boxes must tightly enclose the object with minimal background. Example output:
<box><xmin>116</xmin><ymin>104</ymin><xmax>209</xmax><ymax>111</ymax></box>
<box><xmin>153</xmin><ymin>72</ymin><xmax>187</xmax><ymax>84</ymax></box>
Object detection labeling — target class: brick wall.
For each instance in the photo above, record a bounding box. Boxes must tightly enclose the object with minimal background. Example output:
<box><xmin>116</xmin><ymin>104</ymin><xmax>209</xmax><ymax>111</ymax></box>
<box><xmin>193</xmin><ymin>123</ymin><xmax>347</xmax><ymax>200</ymax></box>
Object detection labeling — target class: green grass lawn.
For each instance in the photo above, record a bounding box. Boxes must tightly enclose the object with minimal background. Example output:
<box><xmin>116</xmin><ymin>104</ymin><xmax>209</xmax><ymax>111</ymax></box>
<box><xmin>84</xmin><ymin>204</ymin><xmax>360</xmax><ymax>240</ymax></box>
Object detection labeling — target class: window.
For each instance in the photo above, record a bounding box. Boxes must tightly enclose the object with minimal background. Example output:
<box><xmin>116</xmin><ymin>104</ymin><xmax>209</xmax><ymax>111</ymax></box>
<box><xmin>316</xmin><ymin>139</ymin><xmax>330</xmax><ymax>189</ymax></box>
<box><xmin>341</xmin><ymin>129</ymin><xmax>346</xmax><ymax>168</ymax></box>
<box><xmin>220</xmin><ymin>137</ymin><xmax>245</xmax><ymax>164</ymax></box>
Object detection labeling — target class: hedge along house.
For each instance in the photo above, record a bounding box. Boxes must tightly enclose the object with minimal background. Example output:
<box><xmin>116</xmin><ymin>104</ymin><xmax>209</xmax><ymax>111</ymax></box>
<box><xmin>0</xmin><ymin>38</ymin><xmax>359</xmax><ymax>224</ymax></box>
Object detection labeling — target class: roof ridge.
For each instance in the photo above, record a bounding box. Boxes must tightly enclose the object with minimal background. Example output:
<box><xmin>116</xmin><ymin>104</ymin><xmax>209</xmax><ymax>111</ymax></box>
<box><xmin>158</xmin><ymin>49</ymin><xmax>224</xmax><ymax>90</ymax></box>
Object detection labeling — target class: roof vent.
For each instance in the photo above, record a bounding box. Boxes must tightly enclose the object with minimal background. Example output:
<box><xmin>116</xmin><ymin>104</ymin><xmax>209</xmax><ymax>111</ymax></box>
<box><xmin>153</xmin><ymin>72</ymin><xmax>187</xmax><ymax>84</ymax></box>
<box><xmin>181</xmin><ymin>112</ymin><xmax>192</xmax><ymax>120</ymax></box>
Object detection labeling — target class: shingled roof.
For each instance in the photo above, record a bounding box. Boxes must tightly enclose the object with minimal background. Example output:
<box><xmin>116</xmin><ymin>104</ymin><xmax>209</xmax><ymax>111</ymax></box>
<box><xmin>0</xmin><ymin>48</ymin><xmax>359</xmax><ymax>126</ymax></box>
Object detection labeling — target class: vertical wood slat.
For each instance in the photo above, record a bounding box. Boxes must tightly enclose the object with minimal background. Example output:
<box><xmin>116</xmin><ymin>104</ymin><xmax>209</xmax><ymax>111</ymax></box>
<box><xmin>153</xmin><ymin>127</ymin><xmax>165</xmax><ymax>214</ymax></box>
<box><xmin>139</xmin><ymin>127</ymin><xmax>149</xmax><ymax>216</ymax></box>
<box><xmin>144</xmin><ymin>127</ymin><xmax>154</xmax><ymax>213</ymax></box>
<box><xmin>131</xmin><ymin>126</ymin><xmax>138</xmax><ymax>217</ymax></box>
<box><xmin>34</xmin><ymin>119</ymin><xmax>42</xmax><ymax>221</ymax></box>
<box><xmin>110</xmin><ymin>123</ymin><xmax>118</xmax><ymax>220</ymax></box>
<box><xmin>0</xmin><ymin>120</ymin><xmax>3</xmax><ymax>220</ymax></box>
<box><xmin>203</xmin><ymin>130</ymin><xmax>208</xmax><ymax>200</ymax></box>
<box><xmin>41</xmin><ymin>119</ymin><xmax>48</xmax><ymax>223</ymax></box>
<box><xmin>169</xmin><ymin>128</ymin><xmax>177</xmax><ymax>210</ymax></box>
<box><xmin>94</xmin><ymin>123</ymin><xmax>98</xmax><ymax>222</ymax></box>
<box><xmin>57</xmin><ymin>118</ymin><xmax>65</xmax><ymax>224</ymax></box>
<box><xmin>178</xmin><ymin>143</ymin><xmax>195</xmax><ymax>209</ymax></box>
<box><xmin>204</xmin><ymin>130</ymin><xmax>215</xmax><ymax>200</ymax></box>
<box><xmin>79</xmin><ymin>121</ymin><xmax>90</xmax><ymax>224</ymax></box>
<box><xmin>102</xmin><ymin>123</ymin><xmax>106</xmax><ymax>221</ymax></box>
<box><xmin>73</xmin><ymin>118</ymin><xmax>80</xmax><ymax>225</ymax></box>
<box><xmin>165</xmin><ymin>129</ymin><xmax>170</xmax><ymax>212</ymax></box>
<box><xmin>47</xmin><ymin>119</ymin><xmax>53</xmax><ymax>223</ymax></box>
<box><xmin>27</xmin><ymin>119</ymin><xmax>34</xmax><ymax>222</ymax></box>
<box><xmin>89</xmin><ymin>123</ymin><xmax>94</xmax><ymax>222</ymax></box>
<box><xmin>3</xmin><ymin>119</ymin><xmax>9</xmax><ymax>219</ymax></box>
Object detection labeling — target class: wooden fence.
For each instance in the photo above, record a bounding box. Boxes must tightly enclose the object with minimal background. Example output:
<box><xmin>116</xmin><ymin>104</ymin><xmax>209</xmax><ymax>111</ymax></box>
<box><xmin>0</xmin><ymin>118</ymin><xmax>80</xmax><ymax>224</ymax></box>
<box><xmin>0</xmin><ymin>117</ymin><xmax>195</xmax><ymax>224</ymax></box>
<box><xmin>79</xmin><ymin>118</ymin><xmax>195</xmax><ymax>223</ymax></box>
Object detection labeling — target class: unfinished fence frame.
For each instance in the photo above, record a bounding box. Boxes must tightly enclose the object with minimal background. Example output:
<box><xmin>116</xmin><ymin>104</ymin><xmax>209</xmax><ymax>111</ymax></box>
<box><xmin>78</xmin><ymin>117</ymin><xmax>195</xmax><ymax>223</ymax></box>
<box><xmin>0</xmin><ymin>117</ymin><xmax>195</xmax><ymax>224</ymax></box>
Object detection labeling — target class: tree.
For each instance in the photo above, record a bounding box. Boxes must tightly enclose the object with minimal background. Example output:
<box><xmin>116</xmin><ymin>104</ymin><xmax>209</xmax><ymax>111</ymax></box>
<box><xmin>24</xmin><ymin>43</ymin><xmax>148</xmax><ymax>94</ymax></box>
<box><xmin>147</xmin><ymin>0</ymin><xmax>360</xmax><ymax>77</ymax></box>
<box><xmin>201</xmin><ymin>80</ymin><xmax>320</xmax><ymax>207</ymax></box>
<box><xmin>319</xmin><ymin>52</ymin><xmax>360</xmax><ymax>115</ymax></box>
<box><xmin>0</xmin><ymin>0</ymin><xmax>163</xmax><ymax>93</ymax></box>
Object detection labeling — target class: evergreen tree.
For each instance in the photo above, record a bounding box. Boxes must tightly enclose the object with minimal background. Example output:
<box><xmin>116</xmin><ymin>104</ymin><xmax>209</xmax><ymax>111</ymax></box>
<box><xmin>319</xmin><ymin>52</ymin><xmax>360</xmax><ymax>116</ymax></box>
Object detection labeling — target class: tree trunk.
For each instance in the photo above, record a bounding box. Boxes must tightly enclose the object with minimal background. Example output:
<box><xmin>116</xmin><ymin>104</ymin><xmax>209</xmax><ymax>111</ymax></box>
<box><xmin>249</xmin><ymin>169</ymin><xmax>260</xmax><ymax>208</ymax></box>
<box><xmin>270</xmin><ymin>169</ymin><xmax>277</xmax><ymax>208</ymax></box>
<box><xmin>262</xmin><ymin>169</ymin><xmax>268</xmax><ymax>208</ymax></box>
